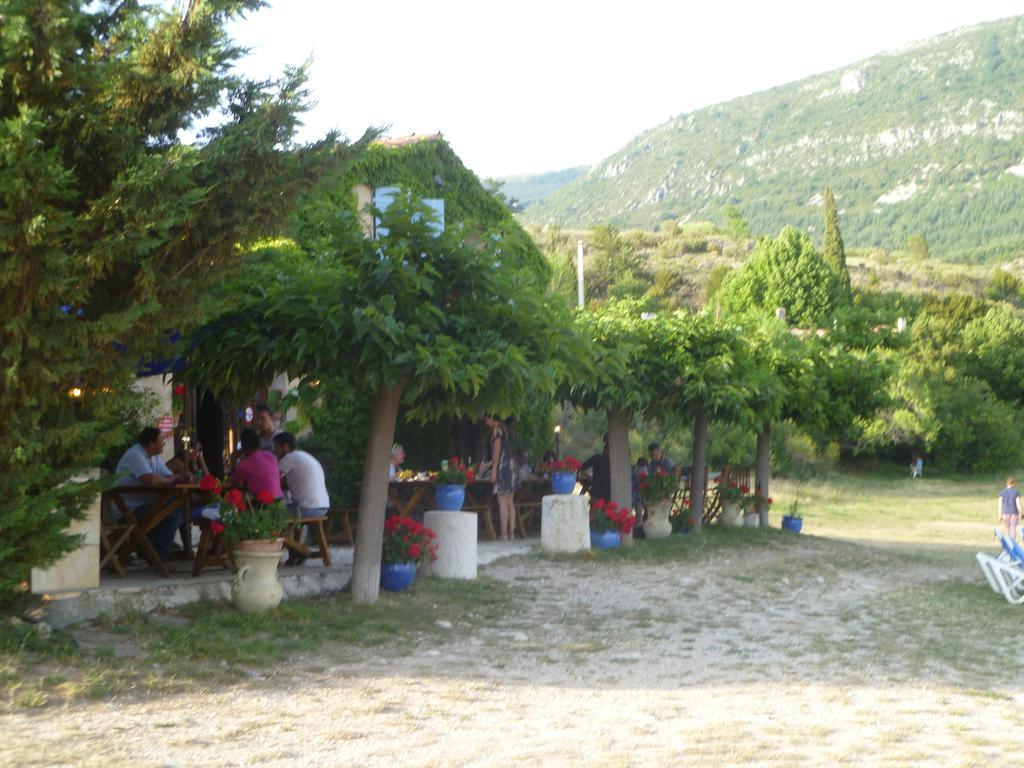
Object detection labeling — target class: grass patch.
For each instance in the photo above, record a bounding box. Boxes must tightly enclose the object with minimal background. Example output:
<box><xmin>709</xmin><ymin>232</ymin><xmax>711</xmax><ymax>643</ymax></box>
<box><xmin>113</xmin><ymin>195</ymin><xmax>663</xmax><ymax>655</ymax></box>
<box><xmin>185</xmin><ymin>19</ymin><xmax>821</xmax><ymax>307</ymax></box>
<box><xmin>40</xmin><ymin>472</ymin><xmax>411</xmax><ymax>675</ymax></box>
<box><xmin>0</xmin><ymin>576</ymin><xmax>518</xmax><ymax>710</ymax></box>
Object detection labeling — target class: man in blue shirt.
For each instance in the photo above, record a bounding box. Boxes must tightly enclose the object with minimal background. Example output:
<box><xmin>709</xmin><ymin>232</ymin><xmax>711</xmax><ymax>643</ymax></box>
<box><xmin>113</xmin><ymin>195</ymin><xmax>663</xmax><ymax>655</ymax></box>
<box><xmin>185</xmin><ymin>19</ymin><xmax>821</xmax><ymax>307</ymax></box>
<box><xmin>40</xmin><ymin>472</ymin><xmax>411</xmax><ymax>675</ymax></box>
<box><xmin>115</xmin><ymin>427</ymin><xmax>181</xmax><ymax>558</ymax></box>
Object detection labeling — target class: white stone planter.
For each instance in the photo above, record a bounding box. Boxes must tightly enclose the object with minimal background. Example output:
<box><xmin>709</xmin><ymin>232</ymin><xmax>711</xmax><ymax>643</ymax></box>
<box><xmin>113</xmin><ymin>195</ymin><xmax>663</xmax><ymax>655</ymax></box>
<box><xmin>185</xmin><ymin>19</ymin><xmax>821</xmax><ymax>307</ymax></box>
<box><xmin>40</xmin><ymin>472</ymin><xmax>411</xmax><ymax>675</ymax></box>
<box><xmin>231</xmin><ymin>539</ymin><xmax>284</xmax><ymax>613</ymax></box>
<box><xmin>424</xmin><ymin>510</ymin><xmax>477</xmax><ymax>580</ymax></box>
<box><xmin>541</xmin><ymin>494</ymin><xmax>590</xmax><ymax>554</ymax></box>
<box><xmin>742</xmin><ymin>512</ymin><xmax>760</xmax><ymax>528</ymax></box>
<box><xmin>719</xmin><ymin>501</ymin><xmax>742</xmax><ymax>527</ymax></box>
<box><xmin>644</xmin><ymin>499</ymin><xmax>673</xmax><ymax>539</ymax></box>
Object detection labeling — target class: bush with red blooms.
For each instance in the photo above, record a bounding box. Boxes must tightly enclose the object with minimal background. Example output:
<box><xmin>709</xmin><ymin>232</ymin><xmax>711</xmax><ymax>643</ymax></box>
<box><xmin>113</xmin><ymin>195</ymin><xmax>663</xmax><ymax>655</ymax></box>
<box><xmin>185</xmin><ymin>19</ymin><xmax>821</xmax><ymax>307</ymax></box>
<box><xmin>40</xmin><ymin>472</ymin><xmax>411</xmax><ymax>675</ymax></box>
<box><xmin>434</xmin><ymin>456</ymin><xmax>476</xmax><ymax>486</ymax></box>
<box><xmin>589</xmin><ymin>498</ymin><xmax>637</xmax><ymax>535</ymax></box>
<box><xmin>715</xmin><ymin>477</ymin><xmax>747</xmax><ymax>503</ymax></box>
<box><xmin>197</xmin><ymin>474</ymin><xmax>286</xmax><ymax>545</ymax></box>
<box><xmin>637</xmin><ymin>467</ymin><xmax>677</xmax><ymax>503</ymax></box>
<box><xmin>539</xmin><ymin>456</ymin><xmax>584</xmax><ymax>473</ymax></box>
<box><xmin>382</xmin><ymin>515</ymin><xmax>438</xmax><ymax>565</ymax></box>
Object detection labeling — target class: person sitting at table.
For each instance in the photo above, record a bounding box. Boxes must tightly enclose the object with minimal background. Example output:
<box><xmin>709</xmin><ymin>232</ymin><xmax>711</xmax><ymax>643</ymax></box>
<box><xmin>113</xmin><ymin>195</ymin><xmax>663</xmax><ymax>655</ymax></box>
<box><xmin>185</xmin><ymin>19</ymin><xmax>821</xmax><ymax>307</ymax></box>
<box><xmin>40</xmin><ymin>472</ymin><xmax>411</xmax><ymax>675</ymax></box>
<box><xmin>516</xmin><ymin>448</ymin><xmax>534</xmax><ymax>479</ymax></box>
<box><xmin>272</xmin><ymin>432</ymin><xmax>330</xmax><ymax>519</ymax></box>
<box><xmin>539</xmin><ymin>449</ymin><xmax>557</xmax><ymax>477</ymax></box>
<box><xmin>114</xmin><ymin>426</ymin><xmax>181</xmax><ymax>559</ymax></box>
<box><xmin>648</xmin><ymin>442</ymin><xmax>678</xmax><ymax>477</ymax></box>
<box><xmin>166</xmin><ymin>442</ymin><xmax>210</xmax><ymax>483</ymax></box>
<box><xmin>230</xmin><ymin>428</ymin><xmax>283</xmax><ymax>500</ymax></box>
<box><xmin>389</xmin><ymin>443</ymin><xmax>406</xmax><ymax>481</ymax></box>
<box><xmin>254</xmin><ymin>403</ymin><xmax>282</xmax><ymax>453</ymax></box>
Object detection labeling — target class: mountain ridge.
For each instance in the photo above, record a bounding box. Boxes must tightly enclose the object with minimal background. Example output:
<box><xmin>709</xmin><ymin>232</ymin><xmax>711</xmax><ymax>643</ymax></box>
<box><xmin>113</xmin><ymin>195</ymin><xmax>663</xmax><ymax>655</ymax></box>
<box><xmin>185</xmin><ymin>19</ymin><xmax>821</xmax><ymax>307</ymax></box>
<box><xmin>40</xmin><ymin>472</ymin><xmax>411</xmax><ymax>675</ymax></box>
<box><xmin>519</xmin><ymin>16</ymin><xmax>1024</xmax><ymax>262</ymax></box>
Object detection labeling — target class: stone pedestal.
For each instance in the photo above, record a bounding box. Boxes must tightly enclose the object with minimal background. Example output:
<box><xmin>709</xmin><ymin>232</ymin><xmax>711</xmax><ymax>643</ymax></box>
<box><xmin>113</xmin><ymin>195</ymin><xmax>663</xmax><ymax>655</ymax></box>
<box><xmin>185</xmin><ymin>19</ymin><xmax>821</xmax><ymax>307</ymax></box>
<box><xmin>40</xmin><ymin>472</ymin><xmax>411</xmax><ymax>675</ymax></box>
<box><xmin>541</xmin><ymin>494</ymin><xmax>590</xmax><ymax>554</ymax></box>
<box><xmin>424</xmin><ymin>510</ymin><xmax>477</xmax><ymax>579</ymax></box>
<box><xmin>31</xmin><ymin>470</ymin><xmax>101</xmax><ymax>593</ymax></box>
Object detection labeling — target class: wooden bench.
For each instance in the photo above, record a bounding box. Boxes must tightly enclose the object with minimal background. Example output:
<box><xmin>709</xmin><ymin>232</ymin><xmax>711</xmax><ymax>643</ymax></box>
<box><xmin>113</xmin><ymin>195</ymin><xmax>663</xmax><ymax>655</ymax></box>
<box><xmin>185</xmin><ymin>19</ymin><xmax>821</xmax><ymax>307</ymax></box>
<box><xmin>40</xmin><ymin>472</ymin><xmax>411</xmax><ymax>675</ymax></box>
<box><xmin>283</xmin><ymin>516</ymin><xmax>332</xmax><ymax>566</ymax></box>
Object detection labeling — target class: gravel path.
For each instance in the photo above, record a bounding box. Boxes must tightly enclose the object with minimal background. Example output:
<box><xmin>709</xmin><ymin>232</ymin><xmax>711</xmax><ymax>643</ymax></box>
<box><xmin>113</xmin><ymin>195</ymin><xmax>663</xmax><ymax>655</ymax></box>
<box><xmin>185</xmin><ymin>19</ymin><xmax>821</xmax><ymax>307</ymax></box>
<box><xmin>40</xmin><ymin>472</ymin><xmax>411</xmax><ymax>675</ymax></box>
<box><xmin>3</xmin><ymin>536</ymin><xmax>1024</xmax><ymax>767</ymax></box>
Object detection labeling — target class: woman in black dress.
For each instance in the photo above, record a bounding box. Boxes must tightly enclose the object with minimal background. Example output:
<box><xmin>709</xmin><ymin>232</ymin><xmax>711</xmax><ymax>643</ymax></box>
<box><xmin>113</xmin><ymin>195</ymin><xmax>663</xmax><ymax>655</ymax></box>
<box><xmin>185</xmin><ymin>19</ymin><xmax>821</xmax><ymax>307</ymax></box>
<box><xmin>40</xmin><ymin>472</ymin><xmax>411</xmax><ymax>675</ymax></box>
<box><xmin>483</xmin><ymin>414</ymin><xmax>516</xmax><ymax>540</ymax></box>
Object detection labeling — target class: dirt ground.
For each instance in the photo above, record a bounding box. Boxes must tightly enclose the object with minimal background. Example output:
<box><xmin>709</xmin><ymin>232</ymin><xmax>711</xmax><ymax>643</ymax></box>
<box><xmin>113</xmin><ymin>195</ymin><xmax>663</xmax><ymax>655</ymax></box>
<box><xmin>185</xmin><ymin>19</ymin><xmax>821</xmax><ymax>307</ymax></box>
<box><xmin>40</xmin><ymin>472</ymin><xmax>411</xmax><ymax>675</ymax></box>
<box><xmin>3</xmin><ymin>534</ymin><xmax>1024</xmax><ymax>767</ymax></box>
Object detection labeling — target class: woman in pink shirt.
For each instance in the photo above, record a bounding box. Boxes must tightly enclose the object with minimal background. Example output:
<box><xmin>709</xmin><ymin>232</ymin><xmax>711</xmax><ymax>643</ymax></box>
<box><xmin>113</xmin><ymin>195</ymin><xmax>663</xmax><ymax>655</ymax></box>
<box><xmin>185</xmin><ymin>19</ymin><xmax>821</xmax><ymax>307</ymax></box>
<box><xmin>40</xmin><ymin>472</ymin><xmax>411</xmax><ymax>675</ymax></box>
<box><xmin>230</xmin><ymin>429</ymin><xmax>283</xmax><ymax>500</ymax></box>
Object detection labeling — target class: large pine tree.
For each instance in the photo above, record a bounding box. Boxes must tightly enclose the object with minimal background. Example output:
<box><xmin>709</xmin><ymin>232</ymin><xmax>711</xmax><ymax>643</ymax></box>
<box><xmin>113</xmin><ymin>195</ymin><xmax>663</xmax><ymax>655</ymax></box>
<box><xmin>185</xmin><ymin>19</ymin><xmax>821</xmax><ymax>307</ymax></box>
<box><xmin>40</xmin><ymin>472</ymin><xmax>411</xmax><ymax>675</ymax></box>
<box><xmin>822</xmin><ymin>187</ymin><xmax>852</xmax><ymax>297</ymax></box>
<box><xmin>0</xmin><ymin>0</ymin><xmax>361</xmax><ymax>605</ymax></box>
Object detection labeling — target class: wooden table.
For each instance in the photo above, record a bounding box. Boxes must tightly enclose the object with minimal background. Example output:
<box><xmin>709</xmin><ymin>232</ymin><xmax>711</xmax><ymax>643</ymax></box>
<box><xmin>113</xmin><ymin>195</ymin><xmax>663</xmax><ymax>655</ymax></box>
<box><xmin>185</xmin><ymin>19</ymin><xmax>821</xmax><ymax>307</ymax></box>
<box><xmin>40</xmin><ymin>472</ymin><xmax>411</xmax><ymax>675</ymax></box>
<box><xmin>104</xmin><ymin>484</ymin><xmax>205</xmax><ymax>577</ymax></box>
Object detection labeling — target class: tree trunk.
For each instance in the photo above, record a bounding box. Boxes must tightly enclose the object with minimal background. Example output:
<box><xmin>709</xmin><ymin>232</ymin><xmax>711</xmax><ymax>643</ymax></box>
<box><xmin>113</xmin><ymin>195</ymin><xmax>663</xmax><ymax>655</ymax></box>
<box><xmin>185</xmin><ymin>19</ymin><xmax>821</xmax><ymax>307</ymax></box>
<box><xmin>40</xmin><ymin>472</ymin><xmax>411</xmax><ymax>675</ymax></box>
<box><xmin>351</xmin><ymin>380</ymin><xmax>406</xmax><ymax>605</ymax></box>
<box><xmin>756</xmin><ymin>422</ymin><xmax>771</xmax><ymax>527</ymax></box>
<box><xmin>607</xmin><ymin>406</ymin><xmax>632</xmax><ymax>544</ymax></box>
<box><xmin>690</xmin><ymin>401</ymin><xmax>708</xmax><ymax>534</ymax></box>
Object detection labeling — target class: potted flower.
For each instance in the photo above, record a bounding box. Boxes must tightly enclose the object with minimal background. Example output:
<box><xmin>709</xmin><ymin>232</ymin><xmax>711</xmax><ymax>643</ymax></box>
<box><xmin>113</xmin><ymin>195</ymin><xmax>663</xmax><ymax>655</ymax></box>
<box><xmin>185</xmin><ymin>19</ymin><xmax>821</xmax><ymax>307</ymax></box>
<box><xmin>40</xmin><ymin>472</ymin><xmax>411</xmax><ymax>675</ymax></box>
<box><xmin>433</xmin><ymin>456</ymin><xmax>476</xmax><ymax>511</ymax></box>
<box><xmin>715</xmin><ymin>479</ymin><xmax>746</xmax><ymax>527</ymax></box>
<box><xmin>381</xmin><ymin>515</ymin><xmax>438</xmax><ymax>591</ymax></box>
<box><xmin>781</xmin><ymin>500</ymin><xmax>803</xmax><ymax>533</ymax></box>
<box><xmin>740</xmin><ymin>492</ymin><xmax>773</xmax><ymax>527</ymax></box>
<box><xmin>589</xmin><ymin>498</ymin><xmax>637</xmax><ymax>550</ymax></box>
<box><xmin>540</xmin><ymin>456</ymin><xmax>584</xmax><ymax>494</ymax></box>
<box><xmin>199</xmin><ymin>476</ymin><xmax>288</xmax><ymax>613</ymax></box>
<box><xmin>638</xmin><ymin>468</ymin><xmax>677</xmax><ymax>539</ymax></box>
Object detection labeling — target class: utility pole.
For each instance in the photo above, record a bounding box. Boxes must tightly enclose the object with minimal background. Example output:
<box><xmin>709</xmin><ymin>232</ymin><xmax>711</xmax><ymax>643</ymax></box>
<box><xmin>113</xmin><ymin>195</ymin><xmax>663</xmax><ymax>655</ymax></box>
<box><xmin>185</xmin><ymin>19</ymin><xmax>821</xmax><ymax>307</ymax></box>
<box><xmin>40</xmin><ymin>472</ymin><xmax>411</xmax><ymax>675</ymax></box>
<box><xmin>577</xmin><ymin>239</ymin><xmax>585</xmax><ymax>308</ymax></box>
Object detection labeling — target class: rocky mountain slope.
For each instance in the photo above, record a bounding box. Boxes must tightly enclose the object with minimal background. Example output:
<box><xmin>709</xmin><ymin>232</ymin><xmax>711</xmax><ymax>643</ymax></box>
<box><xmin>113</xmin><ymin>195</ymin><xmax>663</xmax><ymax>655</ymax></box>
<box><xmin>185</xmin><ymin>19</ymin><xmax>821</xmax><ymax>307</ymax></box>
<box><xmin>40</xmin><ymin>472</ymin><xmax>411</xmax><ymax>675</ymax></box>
<box><xmin>521</xmin><ymin>16</ymin><xmax>1024</xmax><ymax>262</ymax></box>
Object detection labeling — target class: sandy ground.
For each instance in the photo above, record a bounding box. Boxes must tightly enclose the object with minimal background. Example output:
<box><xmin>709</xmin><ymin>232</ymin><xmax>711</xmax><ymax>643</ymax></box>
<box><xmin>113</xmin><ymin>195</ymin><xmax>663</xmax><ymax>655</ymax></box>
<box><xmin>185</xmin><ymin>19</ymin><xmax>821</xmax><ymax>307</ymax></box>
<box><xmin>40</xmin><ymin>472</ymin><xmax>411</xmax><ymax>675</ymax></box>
<box><xmin>4</xmin><ymin>536</ymin><xmax>1024</xmax><ymax>767</ymax></box>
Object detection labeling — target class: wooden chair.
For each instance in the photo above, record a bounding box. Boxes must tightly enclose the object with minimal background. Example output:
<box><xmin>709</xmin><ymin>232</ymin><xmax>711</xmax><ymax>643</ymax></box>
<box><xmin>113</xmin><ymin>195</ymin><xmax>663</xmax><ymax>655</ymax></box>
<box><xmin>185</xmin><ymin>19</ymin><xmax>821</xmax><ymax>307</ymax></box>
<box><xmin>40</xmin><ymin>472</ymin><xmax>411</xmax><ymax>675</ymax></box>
<box><xmin>283</xmin><ymin>516</ymin><xmax>332</xmax><ymax>566</ymax></box>
<box><xmin>99</xmin><ymin>522</ymin><xmax>134</xmax><ymax>577</ymax></box>
<box><xmin>326</xmin><ymin>508</ymin><xmax>354</xmax><ymax>545</ymax></box>
<box><xmin>191</xmin><ymin>521</ymin><xmax>229</xmax><ymax>576</ymax></box>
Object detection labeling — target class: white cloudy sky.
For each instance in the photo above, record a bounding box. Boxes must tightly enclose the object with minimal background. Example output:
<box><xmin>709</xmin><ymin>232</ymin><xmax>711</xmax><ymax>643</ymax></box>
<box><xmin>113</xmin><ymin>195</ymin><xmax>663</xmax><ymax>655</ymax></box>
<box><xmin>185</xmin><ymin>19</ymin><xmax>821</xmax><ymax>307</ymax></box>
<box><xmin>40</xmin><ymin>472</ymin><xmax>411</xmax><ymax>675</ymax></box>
<box><xmin>227</xmin><ymin>0</ymin><xmax>1024</xmax><ymax>178</ymax></box>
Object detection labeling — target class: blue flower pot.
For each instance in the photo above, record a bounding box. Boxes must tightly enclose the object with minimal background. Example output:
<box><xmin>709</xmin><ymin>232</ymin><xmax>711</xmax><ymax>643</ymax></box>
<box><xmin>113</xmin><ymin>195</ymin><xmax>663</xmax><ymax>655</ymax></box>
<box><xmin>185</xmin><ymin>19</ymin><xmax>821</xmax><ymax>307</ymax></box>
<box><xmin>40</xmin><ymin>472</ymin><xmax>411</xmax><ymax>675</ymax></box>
<box><xmin>380</xmin><ymin>561</ymin><xmax>417</xmax><ymax>591</ymax></box>
<box><xmin>435</xmin><ymin>484</ymin><xmax>465</xmax><ymax>511</ymax></box>
<box><xmin>550</xmin><ymin>471</ymin><xmax>576</xmax><ymax>495</ymax></box>
<box><xmin>781</xmin><ymin>515</ymin><xmax>803</xmax><ymax>534</ymax></box>
<box><xmin>590</xmin><ymin>529</ymin><xmax>621</xmax><ymax>550</ymax></box>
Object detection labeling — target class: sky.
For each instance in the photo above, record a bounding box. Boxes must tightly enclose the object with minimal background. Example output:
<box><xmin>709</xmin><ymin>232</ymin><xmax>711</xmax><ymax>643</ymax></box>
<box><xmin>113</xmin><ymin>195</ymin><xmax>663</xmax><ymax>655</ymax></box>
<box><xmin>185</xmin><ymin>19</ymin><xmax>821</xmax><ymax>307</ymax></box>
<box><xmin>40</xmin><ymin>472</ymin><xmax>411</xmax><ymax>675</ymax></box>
<box><xmin>227</xmin><ymin>1</ymin><xmax>1024</xmax><ymax>179</ymax></box>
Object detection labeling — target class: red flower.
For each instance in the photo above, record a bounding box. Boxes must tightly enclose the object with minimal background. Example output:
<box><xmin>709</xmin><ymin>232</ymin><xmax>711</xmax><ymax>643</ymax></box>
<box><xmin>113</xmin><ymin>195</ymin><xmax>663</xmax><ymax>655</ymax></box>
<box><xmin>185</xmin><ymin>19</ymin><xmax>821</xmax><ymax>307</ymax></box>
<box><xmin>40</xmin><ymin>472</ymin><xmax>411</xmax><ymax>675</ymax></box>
<box><xmin>713</xmin><ymin>477</ymin><xmax>721</xmax><ymax>484</ymax></box>
<box><xmin>592</xmin><ymin>498</ymin><xmax>606</xmax><ymax>510</ymax></box>
<box><xmin>199</xmin><ymin>474</ymin><xmax>220</xmax><ymax>493</ymax></box>
<box><xmin>224</xmin><ymin>488</ymin><xmax>245</xmax><ymax>511</ymax></box>
<box><xmin>173</xmin><ymin>384</ymin><xmax>186</xmax><ymax>397</ymax></box>
<box><xmin>210</xmin><ymin>521</ymin><xmax>224</xmax><ymax>535</ymax></box>
<box><xmin>766</xmin><ymin>497</ymin><xmax>774</xmax><ymax>505</ymax></box>
<box><xmin>656</xmin><ymin>469</ymin><xmax>668</xmax><ymax>477</ymax></box>
<box><xmin>465</xmin><ymin>468</ymin><xmax>476</xmax><ymax>483</ymax></box>
<box><xmin>683</xmin><ymin>497</ymin><xmax>692</xmax><ymax>508</ymax></box>
<box><xmin>408</xmin><ymin>543</ymin><xmax>421</xmax><ymax>560</ymax></box>
<box><xmin>740</xmin><ymin>484</ymin><xmax>750</xmax><ymax>494</ymax></box>
<box><xmin>255</xmin><ymin>490</ymin><xmax>275</xmax><ymax>506</ymax></box>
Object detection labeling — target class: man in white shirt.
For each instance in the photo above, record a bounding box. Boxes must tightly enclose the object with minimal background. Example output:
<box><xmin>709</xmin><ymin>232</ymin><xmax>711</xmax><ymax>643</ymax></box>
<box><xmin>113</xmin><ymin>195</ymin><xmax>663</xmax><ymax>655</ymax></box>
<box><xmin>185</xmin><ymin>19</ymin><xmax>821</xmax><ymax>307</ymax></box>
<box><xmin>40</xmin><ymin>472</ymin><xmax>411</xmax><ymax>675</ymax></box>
<box><xmin>389</xmin><ymin>443</ymin><xmax>405</xmax><ymax>481</ymax></box>
<box><xmin>114</xmin><ymin>426</ymin><xmax>181</xmax><ymax>557</ymax></box>
<box><xmin>272</xmin><ymin>432</ymin><xmax>330</xmax><ymax>518</ymax></box>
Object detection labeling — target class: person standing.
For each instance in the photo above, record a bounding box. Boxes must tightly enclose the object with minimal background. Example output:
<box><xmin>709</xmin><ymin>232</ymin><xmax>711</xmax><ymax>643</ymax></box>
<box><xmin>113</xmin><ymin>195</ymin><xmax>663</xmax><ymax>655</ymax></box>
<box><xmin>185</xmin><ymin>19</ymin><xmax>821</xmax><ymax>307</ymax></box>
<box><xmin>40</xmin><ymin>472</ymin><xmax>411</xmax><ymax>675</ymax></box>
<box><xmin>582</xmin><ymin>434</ymin><xmax>612</xmax><ymax>504</ymax></box>
<box><xmin>115</xmin><ymin>426</ymin><xmax>181</xmax><ymax>558</ymax></box>
<box><xmin>482</xmin><ymin>414</ymin><xmax>516</xmax><ymax>541</ymax></box>
<box><xmin>998</xmin><ymin>477</ymin><xmax>1022</xmax><ymax>541</ymax></box>
<box><xmin>273</xmin><ymin>432</ymin><xmax>330</xmax><ymax>519</ymax></box>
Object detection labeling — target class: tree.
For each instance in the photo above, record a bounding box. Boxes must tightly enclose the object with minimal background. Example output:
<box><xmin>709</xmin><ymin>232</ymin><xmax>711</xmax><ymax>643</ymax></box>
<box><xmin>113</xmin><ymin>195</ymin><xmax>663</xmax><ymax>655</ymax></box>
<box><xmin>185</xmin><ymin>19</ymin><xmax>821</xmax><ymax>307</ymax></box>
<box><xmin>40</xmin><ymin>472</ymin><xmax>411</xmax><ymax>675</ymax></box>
<box><xmin>190</xmin><ymin>195</ymin><xmax>578</xmax><ymax>603</ymax></box>
<box><xmin>566</xmin><ymin>301</ymin><xmax>676</xmax><ymax>524</ymax></box>
<box><xmin>0</xmin><ymin>0</ymin><xmax>355</xmax><ymax>606</ymax></box>
<box><xmin>907</xmin><ymin>233</ymin><xmax>930</xmax><ymax>260</ymax></box>
<box><xmin>822</xmin><ymin>188</ymin><xmax>851</xmax><ymax>298</ymax></box>
<box><xmin>722</xmin><ymin>205</ymin><xmax>751</xmax><ymax>242</ymax></box>
<box><xmin>718</xmin><ymin>227</ymin><xmax>846</xmax><ymax>327</ymax></box>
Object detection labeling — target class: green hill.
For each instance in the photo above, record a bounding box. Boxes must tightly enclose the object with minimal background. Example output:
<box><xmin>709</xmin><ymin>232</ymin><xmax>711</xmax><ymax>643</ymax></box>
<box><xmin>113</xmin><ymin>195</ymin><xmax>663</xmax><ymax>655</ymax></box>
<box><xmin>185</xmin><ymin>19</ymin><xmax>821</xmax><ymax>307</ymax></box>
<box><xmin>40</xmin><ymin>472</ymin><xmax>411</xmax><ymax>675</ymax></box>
<box><xmin>522</xmin><ymin>16</ymin><xmax>1024</xmax><ymax>262</ymax></box>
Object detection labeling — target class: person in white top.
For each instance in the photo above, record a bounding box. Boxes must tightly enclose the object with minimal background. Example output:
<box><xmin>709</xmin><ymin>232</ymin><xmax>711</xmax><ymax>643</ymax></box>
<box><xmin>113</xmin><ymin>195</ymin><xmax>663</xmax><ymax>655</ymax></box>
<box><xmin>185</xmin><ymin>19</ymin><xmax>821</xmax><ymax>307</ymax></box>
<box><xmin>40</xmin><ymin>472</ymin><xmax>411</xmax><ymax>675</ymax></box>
<box><xmin>272</xmin><ymin>431</ymin><xmax>330</xmax><ymax>518</ymax></box>
<box><xmin>389</xmin><ymin>443</ymin><xmax>405</xmax><ymax>481</ymax></box>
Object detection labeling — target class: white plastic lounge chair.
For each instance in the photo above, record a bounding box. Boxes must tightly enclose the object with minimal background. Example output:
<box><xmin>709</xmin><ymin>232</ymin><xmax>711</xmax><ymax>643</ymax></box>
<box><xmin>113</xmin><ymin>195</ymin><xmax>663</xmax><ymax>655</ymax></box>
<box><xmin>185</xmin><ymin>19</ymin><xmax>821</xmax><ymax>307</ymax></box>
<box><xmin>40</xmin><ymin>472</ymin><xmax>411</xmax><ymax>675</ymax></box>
<box><xmin>977</xmin><ymin>530</ymin><xmax>1024</xmax><ymax>604</ymax></box>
